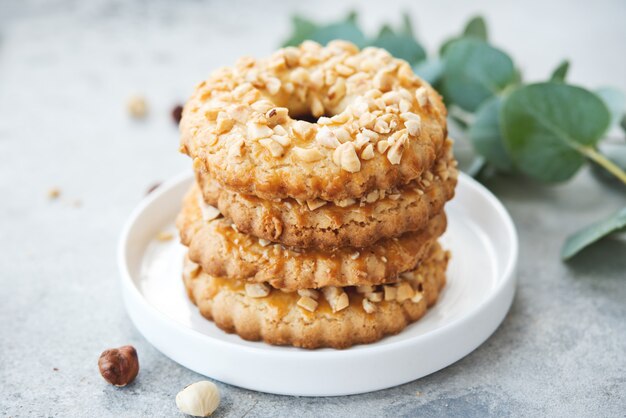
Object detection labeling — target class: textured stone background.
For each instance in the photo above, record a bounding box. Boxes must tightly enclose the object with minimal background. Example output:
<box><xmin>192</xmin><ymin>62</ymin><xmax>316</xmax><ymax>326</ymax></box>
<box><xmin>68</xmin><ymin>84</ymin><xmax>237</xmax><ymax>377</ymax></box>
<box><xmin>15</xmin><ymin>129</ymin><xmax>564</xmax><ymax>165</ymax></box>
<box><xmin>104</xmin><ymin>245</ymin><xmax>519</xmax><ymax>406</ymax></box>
<box><xmin>1</xmin><ymin>0</ymin><xmax>625</xmax><ymax>417</ymax></box>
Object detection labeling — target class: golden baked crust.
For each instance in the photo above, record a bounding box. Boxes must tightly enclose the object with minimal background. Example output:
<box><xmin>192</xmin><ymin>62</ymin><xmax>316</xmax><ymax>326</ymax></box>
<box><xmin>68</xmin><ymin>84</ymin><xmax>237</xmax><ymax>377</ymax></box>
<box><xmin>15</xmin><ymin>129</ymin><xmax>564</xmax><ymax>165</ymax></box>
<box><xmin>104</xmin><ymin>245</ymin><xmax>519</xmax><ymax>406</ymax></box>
<box><xmin>180</xmin><ymin>40</ymin><xmax>448</xmax><ymax>202</ymax></box>
<box><xmin>182</xmin><ymin>244</ymin><xmax>449</xmax><ymax>349</ymax></box>
<box><xmin>196</xmin><ymin>139</ymin><xmax>457</xmax><ymax>249</ymax></box>
<box><xmin>176</xmin><ymin>185</ymin><xmax>447</xmax><ymax>291</ymax></box>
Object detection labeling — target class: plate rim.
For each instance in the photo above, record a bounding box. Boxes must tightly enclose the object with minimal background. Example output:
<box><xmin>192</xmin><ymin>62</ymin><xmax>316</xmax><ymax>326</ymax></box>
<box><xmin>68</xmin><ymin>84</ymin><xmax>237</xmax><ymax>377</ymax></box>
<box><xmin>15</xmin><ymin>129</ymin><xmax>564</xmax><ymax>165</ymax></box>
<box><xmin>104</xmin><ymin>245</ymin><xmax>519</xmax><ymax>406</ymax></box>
<box><xmin>117</xmin><ymin>171</ymin><xmax>518</xmax><ymax>392</ymax></box>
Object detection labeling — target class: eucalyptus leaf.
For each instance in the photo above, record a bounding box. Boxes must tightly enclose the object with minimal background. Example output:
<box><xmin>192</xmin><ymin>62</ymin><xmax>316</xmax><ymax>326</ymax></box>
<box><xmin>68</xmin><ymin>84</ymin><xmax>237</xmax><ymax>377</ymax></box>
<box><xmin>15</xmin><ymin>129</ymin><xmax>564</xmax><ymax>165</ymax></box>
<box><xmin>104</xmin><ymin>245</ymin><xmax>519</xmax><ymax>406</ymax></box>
<box><xmin>372</xmin><ymin>31</ymin><xmax>426</xmax><ymax>65</ymax></box>
<box><xmin>401</xmin><ymin>12</ymin><xmax>414</xmax><ymax>36</ymax></box>
<box><xmin>282</xmin><ymin>16</ymin><xmax>318</xmax><ymax>46</ymax></box>
<box><xmin>282</xmin><ymin>12</ymin><xmax>366</xmax><ymax>47</ymax></box>
<box><xmin>439</xmin><ymin>15</ymin><xmax>488</xmax><ymax>55</ymax></box>
<box><xmin>309</xmin><ymin>21</ymin><xmax>367</xmax><ymax>47</ymax></box>
<box><xmin>463</xmin><ymin>16</ymin><xmax>488</xmax><ymax>40</ymax></box>
<box><xmin>440</xmin><ymin>39</ymin><xmax>516</xmax><ymax>111</ymax></box>
<box><xmin>413</xmin><ymin>59</ymin><xmax>444</xmax><ymax>85</ymax></box>
<box><xmin>590</xmin><ymin>143</ymin><xmax>626</xmax><ymax>187</ymax></box>
<box><xmin>550</xmin><ymin>60</ymin><xmax>570</xmax><ymax>82</ymax></box>
<box><xmin>596</xmin><ymin>87</ymin><xmax>626</xmax><ymax>128</ymax></box>
<box><xmin>562</xmin><ymin>207</ymin><xmax>626</xmax><ymax>260</ymax></box>
<box><xmin>501</xmin><ymin>82</ymin><xmax>611</xmax><ymax>182</ymax></box>
<box><xmin>469</xmin><ymin>96</ymin><xmax>514</xmax><ymax>171</ymax></box>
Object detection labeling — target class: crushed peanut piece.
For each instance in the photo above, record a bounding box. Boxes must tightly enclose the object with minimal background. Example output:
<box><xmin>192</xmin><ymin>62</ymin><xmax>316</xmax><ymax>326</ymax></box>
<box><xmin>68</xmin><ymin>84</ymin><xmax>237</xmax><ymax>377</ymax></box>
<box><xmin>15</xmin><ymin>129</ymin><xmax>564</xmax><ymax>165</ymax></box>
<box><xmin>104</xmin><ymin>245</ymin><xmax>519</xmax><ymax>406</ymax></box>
<box><xmin>366</xmin><ymin>292</ymin><xmax>383</xmax><ymax>302</ymax></box>
<box><xmin>297</xmin><ymin>296</ymin><xmax>319</xmax><ymax>312</ymax></box>
<box><xmin>396</xmin><ymin>282</ymin><xmax>415</xmax><ymax>302</ymax></box>
<box><xmin>293</xmin><ymin>146</ymin><xmax>324</xmax><ymax>162</ymax></box>
<box><xmin>47</xmin><ymin>188</ymin><xmax>61</xmax><ymax>200</ymax></box>
<box><xmin>362</xmin><ymin>298</ymin><xmax>377</xmax><ymax>313</ymax></box>
<box><xmin>298</xmin><ymin>289</ymin><xmax>320</xmax><ymax>299</ymax></box>
<box><xmin>127</xmin><ymin>95</ymin><xmax>148</xmax><ymax>119</ymax></box>
<box><xmin>384</xmin><ymin>285</ymin><xmax>397</xmax><ymax>301</ymax></box>
<box><xmin>245</xmin><ymin>283</ymin><xmax>271</xmax><ymax>298</ymax></box>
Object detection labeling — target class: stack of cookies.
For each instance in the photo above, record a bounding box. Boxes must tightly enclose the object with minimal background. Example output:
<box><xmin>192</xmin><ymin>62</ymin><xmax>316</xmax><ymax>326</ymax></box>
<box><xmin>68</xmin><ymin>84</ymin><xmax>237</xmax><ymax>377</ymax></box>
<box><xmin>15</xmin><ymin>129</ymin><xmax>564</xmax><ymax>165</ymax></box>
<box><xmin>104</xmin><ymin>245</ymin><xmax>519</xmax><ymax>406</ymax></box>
<box><xmin>176</xmin><ymin>40</ymin><xmax>458</xmax><ymax>349</ymax></box>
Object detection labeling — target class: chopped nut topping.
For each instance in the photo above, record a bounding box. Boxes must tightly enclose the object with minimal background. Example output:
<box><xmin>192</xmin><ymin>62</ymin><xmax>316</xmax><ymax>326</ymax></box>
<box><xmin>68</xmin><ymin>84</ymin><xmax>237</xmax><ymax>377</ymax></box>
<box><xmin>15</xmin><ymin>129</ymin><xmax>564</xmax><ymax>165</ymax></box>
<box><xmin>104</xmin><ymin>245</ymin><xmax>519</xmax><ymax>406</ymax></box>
<box><xmin>350</xmin><ymin>252</ymin><xmax>360</xmax><ymax>260</ymax></box>
<box><xmin>298</xmin><ymin>289</ymin><xmax>320</xmax><ymax>299</ymax></box>
<box><xmin>387</xmin><ymin>134</ymin><xmax>407</xmax><ymax>165</ymax></box>
<box><xmin>333</xmin><ymin>127</ymin><xmax>352</xmax><ymax>143</ymax></box>
<box><xmin>258</xmin><ymin>238</ymin><xmax>271</xmax><ymax>247</ymax></box>
<box><xmin>376</xmin><ymin>140</ymin><xmax>390</xmax><ymax>153</ymax></box>
<box><xmin>396</xmin><ymin>282</ymin><xmax>414</xmax><ymax>302</ymax></box>
<box><xmin>362</xmin><ymin>298</ymin><xmax>377</xmax><ymax>313</ymax></box>
<box><xmin>47</xmin><ymin>187</ymin><xmax>61</xmax><ymax>200</ymax></box>
<box><xmin>306</xmin><ymin>199</ymin><xmax>327</xmax><ymax>211</ymax></box>
<box><xmin>311</xmin><ymin>96</ymin><xmax>325</xmax><ymax>117</ymax></box>
<box><xmin>373</xmin><ymin>71</ymin><xmax>393</xmax><ymax>92</ymax></box>
<box><xmin>247</xmin><ymin>121</ymin><xmax>273</xmax><ymax>139</ymax></box>
<box><xmin>411</xmin><ymin>292</ymin><xmax>424</xmax><ymax>303</ymax></box>
<box><xmin>366</xmin><ymin>292</ymin><xmax>383</xmax><ymax>302</ymax></box>
<box><xmin>328</xmin><ymin>78</ymin><xmax>346</xmax><ymax>103</ymax></box>
<box><xmin>365</xmin><ymin>190</ymin><xmax>379</xmax><ymax>203</ymax></box>
<box><xmin>415</xmin><ymin>87</ymin><xmax>429</xmax><ymax>107</ymax></box>
<box><xmin>297</xmin><ymin>296</ymin><xmax>319</xmax><ymax>312</ymax></box>
<box><xmin>334</xmin><ymin>142</ymin><xmax>361</xmax><ymax>173</ymax></box>
<box><xmin>405</xmin><ymin>119</ymin><xmax>421</xmax><ymax>137</ymax></box>
<box><xmin>215</xmin><ymin>112</ymin><xmax>235</xmax><ymax>134</ymax></box>
<box><xmin>259</xmin><ymin>138</ymin><xmax>285</xmax><ymax>157</ymax></box>
<box><xmin>227</xmin><ymin>138</ymin><xmax>244</xmax><ymax>159</ymax></box>
<box><xmin>245</xmin><ymin>283</ymin><xmax>271</xmax><ymax>298</ymax></box>
<box><xmin>266</xmin><ymin>107</ymin><xmax>289</xmax><ymax>127</ymax></box>
<box><xmin>290</xmin><ymin>67</ymin><xmax>309</xmax><ymax>84</ymax></box>
<box><xmin>127</xmin><ymin>95</ymin><xmax>148</xmax><ymax>119</ymax></box>
<box><xmin>399</xmin><ymin>99</ymin><xmax>412</xmax><ymax>113</ymax></box>
<box><xmin>265</xmin><ymin>77</ymin><xmax>281</xmax><ymax>95</ymax></box>
<box><xmin>356</xmin><ymin>285</ymin><xmax>374</xmax><ymax>294</ymax></box>
<box><xmin>250</xmin><ymin>100</ymin><xmax>274</xmax><ymax>113</ymax></box>
<box><xmin>361</xmin><ymin>144</ymin><xmax>375</xmax><ymax>160</ymax></box>
<box><xmin>384</xmin><ymin>285</ymin><xmax>397</xmax><ymax>301</ymax></box>
<box><xmin>316</xmin><ymin>126</ymin><xmax>340</xmax><ymax>148</ymax></box>
<box><xmin>335</xmin><ymin>198</ymin><xmax>356</xmax><ymax>207</ymax></box>
<box><xmin>322</xmin><ymin>287</ymin><xmax>349</xmax><ymax>313</ymax></box>
<box><xmin>293</xmin><ymin>146</ymin><xmax>324</xmax><ymax>162</ymax></box>
<box><xmin>198</xmin><ymin>198</ymin><xmax>221</xmax><ymax>221</ymax></box>
<box><xmin>291</xmin><ymin>120</ymin><xmax>315</xmax><ymax>140</ymax></box>
<box><xmin>270</xmin><ymin>134</ymin><xmax>291</xmax><ymax>147</ymax></box>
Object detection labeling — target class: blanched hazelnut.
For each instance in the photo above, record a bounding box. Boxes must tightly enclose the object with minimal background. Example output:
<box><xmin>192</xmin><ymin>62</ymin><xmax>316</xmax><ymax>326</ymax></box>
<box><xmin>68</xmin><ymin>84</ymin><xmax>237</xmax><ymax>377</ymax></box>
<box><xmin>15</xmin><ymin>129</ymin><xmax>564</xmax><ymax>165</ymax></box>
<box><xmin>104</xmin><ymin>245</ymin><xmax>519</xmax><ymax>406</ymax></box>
<box><xmin>176</xmin><ymin>381</ymin><xmax>221</xmax><ymax>417</ymax></box>
<box><xmin>98</xmin><ymin>345</ymin><xmax>139</xmax><ymax>387</ymax></box>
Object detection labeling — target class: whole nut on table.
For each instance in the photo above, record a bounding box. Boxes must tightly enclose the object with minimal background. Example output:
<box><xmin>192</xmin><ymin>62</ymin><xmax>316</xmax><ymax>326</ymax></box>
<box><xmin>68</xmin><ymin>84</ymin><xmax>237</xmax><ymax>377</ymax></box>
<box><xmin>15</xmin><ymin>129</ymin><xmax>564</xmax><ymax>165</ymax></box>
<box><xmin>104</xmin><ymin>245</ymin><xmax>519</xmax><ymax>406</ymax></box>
<box><xmin>98</xmin><ymin>345</ymin><xmax>139</xmax><ymax>387</ymax></box>
<box><xmin>176</xmin><ymin>381</ymin><xmax>221</xmax><ymax>417</ymax></box>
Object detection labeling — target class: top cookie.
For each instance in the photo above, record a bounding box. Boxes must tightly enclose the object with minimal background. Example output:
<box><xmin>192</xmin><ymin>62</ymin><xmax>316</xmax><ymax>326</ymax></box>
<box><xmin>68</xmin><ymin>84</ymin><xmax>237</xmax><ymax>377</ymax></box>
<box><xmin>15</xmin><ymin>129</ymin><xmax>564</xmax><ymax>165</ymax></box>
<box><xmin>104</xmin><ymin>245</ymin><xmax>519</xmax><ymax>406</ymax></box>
<box><xmin>180</xmin><ymin>40</ymin><xmax>448</xmax><ymax>201</ymax></box>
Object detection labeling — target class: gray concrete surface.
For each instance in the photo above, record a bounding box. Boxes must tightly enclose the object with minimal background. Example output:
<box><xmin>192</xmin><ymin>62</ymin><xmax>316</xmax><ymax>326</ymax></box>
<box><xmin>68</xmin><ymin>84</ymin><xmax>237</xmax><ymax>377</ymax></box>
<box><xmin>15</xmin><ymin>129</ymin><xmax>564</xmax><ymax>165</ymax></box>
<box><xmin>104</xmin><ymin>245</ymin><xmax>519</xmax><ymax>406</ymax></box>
<box><xmin>1</xmin><ymin>1</ymin><xmax>625</xmax><ymax>417</ymax></box>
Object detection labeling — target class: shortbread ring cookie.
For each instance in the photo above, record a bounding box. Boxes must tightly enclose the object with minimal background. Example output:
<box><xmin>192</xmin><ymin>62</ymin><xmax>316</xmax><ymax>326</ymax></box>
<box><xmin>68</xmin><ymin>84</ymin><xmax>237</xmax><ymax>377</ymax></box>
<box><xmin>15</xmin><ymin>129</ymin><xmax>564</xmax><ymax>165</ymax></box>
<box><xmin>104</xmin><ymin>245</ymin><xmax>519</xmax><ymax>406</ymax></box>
<box><xmin>196</xmin><ymin>139</ymin><xmax>457</xmax><ymax>249</ymax></box>
<box><xmin>182</xmin><ymin>243</ymin><xmax>449</xmax><ymax>349</ymax></box>
<box><xmin>176</xmin><ymin>185</ymin><xmax>447</xmax><ymax>291</ymax></box>
<box><xmin>180</xmin><ymin>40</ymin><xmax>448</xmax><ymax>202</ymax></box>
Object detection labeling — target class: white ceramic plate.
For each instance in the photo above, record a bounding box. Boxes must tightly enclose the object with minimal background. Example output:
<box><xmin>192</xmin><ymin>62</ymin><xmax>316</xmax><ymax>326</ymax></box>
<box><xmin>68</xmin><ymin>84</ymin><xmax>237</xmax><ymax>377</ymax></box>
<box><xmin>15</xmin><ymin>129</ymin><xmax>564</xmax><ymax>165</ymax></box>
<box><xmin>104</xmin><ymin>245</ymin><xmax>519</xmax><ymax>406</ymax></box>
<box><xmin>118</xmin><ymin>172</ymin><xmax>518</xmax><ymax>396</ymax></box>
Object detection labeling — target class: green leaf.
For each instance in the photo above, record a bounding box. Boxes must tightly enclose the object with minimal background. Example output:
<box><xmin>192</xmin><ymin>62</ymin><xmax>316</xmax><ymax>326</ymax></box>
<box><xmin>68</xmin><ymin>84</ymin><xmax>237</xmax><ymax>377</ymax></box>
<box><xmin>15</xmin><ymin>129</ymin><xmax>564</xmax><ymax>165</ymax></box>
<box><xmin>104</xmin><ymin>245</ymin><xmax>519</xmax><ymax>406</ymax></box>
<box><xmin>501</xmin><ymin>82</ymin><xmax>611</xmax><ymax>182</ymax></box>
<box><xmin>590</xmin><ymin>143</ymin><xmax>626</xmax><ymax>186</ymax></box>
<box><xmin>622</xmin><ymin>114</ymin><xmax>626</xmax><ymax>134</ymax></box>
<box><xmin>595</xmin><ymin>87</ymin><xmax>626</xmax><ymax>128</ymax></box>
<box><xmin>561</xmin><ymin>207</ymin><xmax>626</xmax><ymax>260</ymax></box>
<box><xmin>463</xmin><ymin>16</ymin><xmax>488</xmax><ymax>40</ymax></box>
<box><xmin>439</xmin><ymin>16</ymin><xmax>488</xmax><ymax>56</ymax></box>
<box><xmin>282</xmin><ymin>16</ymin><xmax>318</xmax><ymax>46</ymax></box>
<box><xmin>440</xmin><ymin>39</ymin><xmax>516</xmax><ymax>111</ymax></box>
<box><xmin>550</xmin><ymin>60</ymin><xmax>570</xmax><ymax>82</ymax></box>
<box><xmin>469</xmin><ymin>96</ymin><xmax>514</xmax><ymax>172</ymax></box>
<box><xmin>401</xmin><ymin>12</ymin><xmax>414</xmax><ymax>36</ymax></box>
<box><xmin>282</xmin><ymin>12</ymin><xmax>366</xmax><ymax>48</ymax></box>
<box><xmin>371</xmin><ymin>31</ymin><xmax>426</xmax><ymax>64</ymax></box>
<box><xmin>413</xmin><ymin>59</ymin><xmax>444</xmax><ymax>85</ymax></box>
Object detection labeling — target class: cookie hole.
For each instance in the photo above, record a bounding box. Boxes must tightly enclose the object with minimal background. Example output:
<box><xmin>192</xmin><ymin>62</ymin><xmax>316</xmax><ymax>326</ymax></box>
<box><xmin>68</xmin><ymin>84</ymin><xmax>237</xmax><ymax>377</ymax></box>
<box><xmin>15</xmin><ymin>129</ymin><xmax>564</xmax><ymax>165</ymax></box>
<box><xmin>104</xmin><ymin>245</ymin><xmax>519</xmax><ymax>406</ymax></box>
<box><xmin>291</xmin><ymin>112</ymin><xmax>332</xmax><ymax>124</ymax></box>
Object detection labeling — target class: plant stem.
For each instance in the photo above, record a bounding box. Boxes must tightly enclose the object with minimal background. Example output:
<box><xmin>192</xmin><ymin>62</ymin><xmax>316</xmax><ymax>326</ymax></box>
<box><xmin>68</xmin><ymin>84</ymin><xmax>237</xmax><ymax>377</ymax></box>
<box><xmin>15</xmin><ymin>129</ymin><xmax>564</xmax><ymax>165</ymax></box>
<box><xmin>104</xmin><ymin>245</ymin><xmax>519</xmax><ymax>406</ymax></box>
<box><xmin>580</xmin><ymin>145</ymin><xmax>626</xmax><ymax>185</ymax></box>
